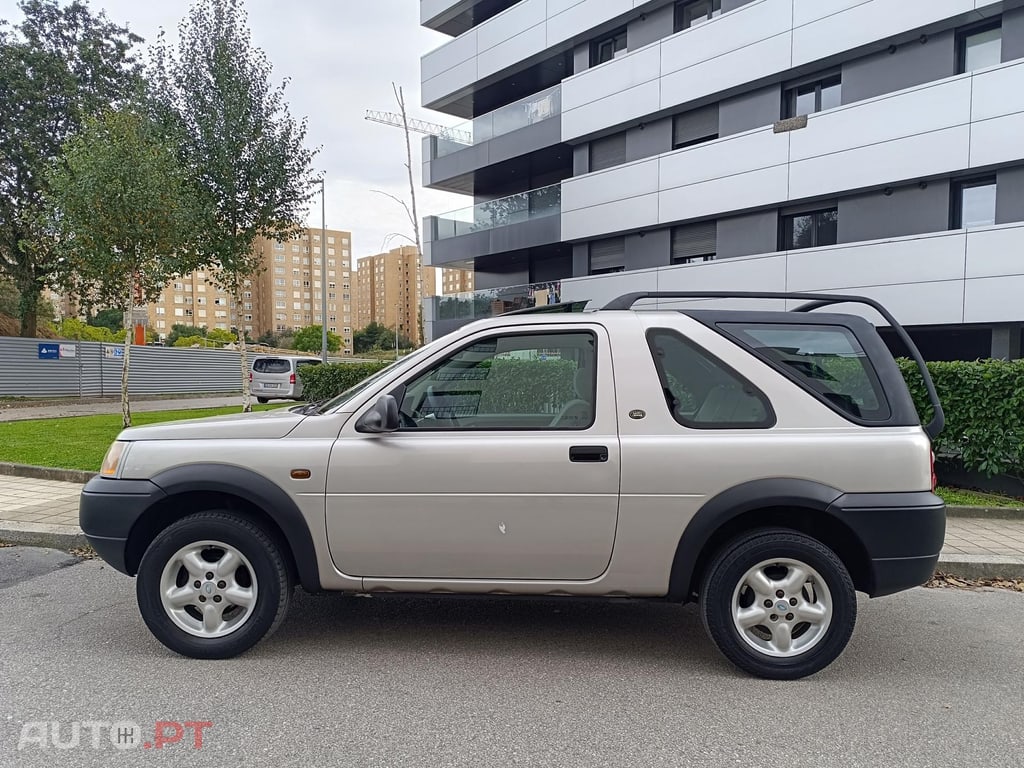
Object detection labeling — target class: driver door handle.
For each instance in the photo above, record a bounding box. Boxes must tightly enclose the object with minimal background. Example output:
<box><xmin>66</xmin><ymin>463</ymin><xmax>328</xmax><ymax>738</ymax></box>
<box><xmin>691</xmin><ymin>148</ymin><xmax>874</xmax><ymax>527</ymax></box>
<box><xmin>569</xmin><ymin>445</ymin><xmax>608</xmax><ymax>463</ymax></box>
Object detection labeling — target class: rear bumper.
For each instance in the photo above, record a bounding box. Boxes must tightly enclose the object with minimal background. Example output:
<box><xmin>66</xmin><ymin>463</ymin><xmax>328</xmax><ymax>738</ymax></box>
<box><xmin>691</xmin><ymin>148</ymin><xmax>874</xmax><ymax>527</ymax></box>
<box><xmin>827</xmin><ymin>491</ymin><xmax>945</xmax><ymax>597</ymax></box>
<box><xmin>251</xmin><ymin>385</ymin><xmax>299</xmax><ymax>399</ymax></box>
<box><xmin>79</xmin><ymin>476</ymin><xmax>166</xmax><ymax>575</ymax></box>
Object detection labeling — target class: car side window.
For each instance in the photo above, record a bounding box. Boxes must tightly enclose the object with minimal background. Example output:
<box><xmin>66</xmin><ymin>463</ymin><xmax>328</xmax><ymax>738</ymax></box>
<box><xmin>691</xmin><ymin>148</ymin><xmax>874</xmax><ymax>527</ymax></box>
<box><xmin>397</xmin><ymin>332</ymin><xmax>597</xmax><ymax>430</ymax></box>
<box><xmin>647</xmin><ymin>329</ymin><xmax>774</xmax><ymax>428</ymax></box>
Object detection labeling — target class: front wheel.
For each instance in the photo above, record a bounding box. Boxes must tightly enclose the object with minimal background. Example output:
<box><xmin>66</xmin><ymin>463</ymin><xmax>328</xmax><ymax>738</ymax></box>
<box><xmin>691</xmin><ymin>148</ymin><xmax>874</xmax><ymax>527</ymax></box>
<box><xmin>136</xmin><ymin>511</ymin><xmax>291</xmax><ymax>659</ymax></box>
<box><xmin>700</xmin><ymin>529</ymin><xmax>856</xmax><ymax>679</ymax></box>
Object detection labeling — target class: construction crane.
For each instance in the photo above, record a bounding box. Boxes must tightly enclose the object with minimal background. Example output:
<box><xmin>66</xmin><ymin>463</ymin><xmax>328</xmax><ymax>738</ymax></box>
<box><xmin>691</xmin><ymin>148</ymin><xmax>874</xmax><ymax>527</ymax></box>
<box><xmin>365</xmin><ymin>110</ymin><xmax>472</xmax><ymax>146</ymax></box>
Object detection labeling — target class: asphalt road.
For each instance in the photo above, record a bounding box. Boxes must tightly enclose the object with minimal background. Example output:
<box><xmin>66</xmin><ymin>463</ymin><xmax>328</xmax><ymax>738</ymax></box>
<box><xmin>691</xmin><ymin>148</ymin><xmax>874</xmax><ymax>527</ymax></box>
<box><xmin>2</xmin><ymin>552</ymin><xmax>1023</xmax><ymax>768</ymax></box>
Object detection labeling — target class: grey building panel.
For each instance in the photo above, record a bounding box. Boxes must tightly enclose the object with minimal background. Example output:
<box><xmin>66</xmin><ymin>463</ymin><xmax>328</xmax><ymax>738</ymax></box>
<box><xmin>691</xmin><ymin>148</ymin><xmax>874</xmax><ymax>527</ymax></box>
<box><xmin>573</xmin><ymin>43</ymin><xmax>590</xmax><ymax>74</ymax></box>
<box><xmin>996</xmin><ymin>165</ymin><xmax>1024</xmax><ymax>224</ymax></box>
<box><xmin>628</xmin><ymin>4</ymin><xmax>675</xmax><ymax>50</ymax></box>
<box><xmin>841</xmin><ymin>31</ymin><xmax>955</xmax><ymax>105</ymax></box>
<box><xmin>427</xmin><ymin>215</ymin><xmax>560</xmax><ymax>267</ymax></box>
<box><xmin>626</xmin><ymin>229</ymin><xmax>672</xmax><ymax>270</ymax></box>
<box><xmin>626</xmin><ymin>117</ymin><xmax>673</xmax><ymax>162</ymax></box>
<box><xmin>838</xmin><ymin>182</ymin><xmax>951</xmax><ymax>243</ymax></box>
<box><xmin>719</xmin><ymin>85</ymin><xmax>781</xmax><ymax>136</ymax></box>
<box><xmin>1003</xmin><ymin>6</ymin><xmax>1024</xmax><ymax>63</ymax></box>
<box><xmin>572</xmin><ymin>243</ymin><xmax>590</xmax><ymax>277</ymax></box>
<box><xmin>573</xmin><ymin>144</ymin><xmax>590</xmax><ymax>175</ymax></box>
<box><xmin>716</xmin><ymin>211</ymin><xmax>779</xmax><ymax>258</ymax></box>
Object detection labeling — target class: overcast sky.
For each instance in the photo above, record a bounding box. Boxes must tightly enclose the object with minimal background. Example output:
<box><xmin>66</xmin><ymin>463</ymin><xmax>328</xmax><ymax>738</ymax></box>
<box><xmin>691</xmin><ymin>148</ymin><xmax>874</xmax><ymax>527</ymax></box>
<box><xmin>0</xmin><ymin>0</ymin><xmax>467</xmax><ymax>263</ymax></box>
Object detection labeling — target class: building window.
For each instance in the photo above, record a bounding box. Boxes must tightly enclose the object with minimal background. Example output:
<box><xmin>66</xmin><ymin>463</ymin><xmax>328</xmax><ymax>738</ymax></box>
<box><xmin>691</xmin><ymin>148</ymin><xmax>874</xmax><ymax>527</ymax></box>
<box><xmin>589</xmin><ymin>236</ymin><xmax>626</xmax><ymax>275</ymax></box>
<box><xmin>958</xmin><ymin>21</ymin><xmax>1002</xmax><ymax>74</ymax></box>
<box><xmin>781</xmin><ymin>207</ymin><xmax>839</xmax><ymax>250</ymax></box>
<box><xmin>591</xmin><ymin>28</ymin><xmax>627</xmax><ymax>66</ymax></box>
<box><xmin>674</xmin><ymin>0</ymin><xmax>721</xmax><ymax>32</ymax></box>
<box><xmin>672</xmin><ymin>221</ymin><xmax>717</xmax><ymax>264</ymax></box>
<box><xmin>952</xmin><ymin>176</ymin><xmax>997</xmax><ymax>229</ymax></box>
<box><xmin>589</xmin><ymin>132</ymin><xmax>627</xmax><ymax>172</ymax></box>
<box><xmin>274</xmin><ymin>241</ymin><xmax>284</xmax><ymax>251</ymax></box>
<box><xmin>784</xmin><ymin>73</ymin><xmax>841</xmax><ymax>118</ymax></box>
<box><xmin>673</xmin><ymin>104</ymin><xmax>719</xmax><ymax>149</ymax></box>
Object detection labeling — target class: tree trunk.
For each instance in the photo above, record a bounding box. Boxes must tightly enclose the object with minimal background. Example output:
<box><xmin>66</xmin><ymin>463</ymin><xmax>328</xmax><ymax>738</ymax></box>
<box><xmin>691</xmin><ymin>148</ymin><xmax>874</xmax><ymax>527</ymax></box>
<box><xmin>122</xmin><ymin>281</ymin><xmax>133</xmax><ymax>428</ymax></box>
<box><xmin>237</xmin><ymin>287</ymin><xmax>251</xmax><ymax>412</ymax></box>
<box><xmin>17</xmin><ymin>284</ymin><xmax>40</xmax><ymax>338</ymax></box>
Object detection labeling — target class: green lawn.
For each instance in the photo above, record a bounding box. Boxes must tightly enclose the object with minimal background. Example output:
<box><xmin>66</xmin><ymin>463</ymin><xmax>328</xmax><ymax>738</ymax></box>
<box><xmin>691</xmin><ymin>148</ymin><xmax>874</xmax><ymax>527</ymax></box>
<box><xmin>936</xmin><ymin>486</ymin><xmax>1024</xmax><ymax>508</ymax></box>
<box><xmin>0</xmin><ymin>405</ymin><xmax>283</xmax><ymax>471</ymax></box>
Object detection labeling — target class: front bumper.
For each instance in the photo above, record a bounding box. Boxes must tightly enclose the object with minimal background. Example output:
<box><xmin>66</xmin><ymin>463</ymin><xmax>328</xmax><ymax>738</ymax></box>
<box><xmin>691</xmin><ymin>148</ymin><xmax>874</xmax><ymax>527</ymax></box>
<box><xmin>79</xmin><ymin>476</ymin><xmax>166</xmax><ymax>575</ymax></box>
<box><xmin>828</xmin><ymin>491</ymin><xmax>946</xmax><ymax>597</ymax></box>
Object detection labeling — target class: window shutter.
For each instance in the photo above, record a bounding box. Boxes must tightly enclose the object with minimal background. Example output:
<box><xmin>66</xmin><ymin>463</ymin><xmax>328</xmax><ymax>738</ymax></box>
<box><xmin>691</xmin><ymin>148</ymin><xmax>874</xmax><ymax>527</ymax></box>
<box><xmin>589</xmin><ymin>132</ymin><xmax>627</xmax><ymax>171</ymax></box>
<box><xmin>672</xmin><ymin>222</ymin><xmax>717</xmax><ymax>261</ymax></box>
<box><xmin>589</xmin><ymin>237</ymin><xmax>626</xmax><ymax>273</ymax></box>
<box><xmin>673</xmin><ymin>104</ymin><xmax>719</xmax><ymax>147</ymax></box>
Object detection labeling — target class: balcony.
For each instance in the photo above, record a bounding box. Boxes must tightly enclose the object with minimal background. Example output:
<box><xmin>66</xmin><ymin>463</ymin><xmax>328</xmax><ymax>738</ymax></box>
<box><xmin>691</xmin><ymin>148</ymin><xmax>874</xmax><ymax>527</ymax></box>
<box><xmin>425</xmin><ymin>85</ymin><xmax>566</xmax><ymax>194</ymax></box>
<box><xmin>424</xmin><ymin>280</ymin><xmax>563</xmax><ymax>339</ymax></box>
<box><xmin>422</xmin><ymin>0</ymin><xmax>523</xmax><ymax>36</ymax></box>
<box><xmin>425</xmin><ymin>183</ymin><xmax>562</xmax><ymax>266</ymax></box>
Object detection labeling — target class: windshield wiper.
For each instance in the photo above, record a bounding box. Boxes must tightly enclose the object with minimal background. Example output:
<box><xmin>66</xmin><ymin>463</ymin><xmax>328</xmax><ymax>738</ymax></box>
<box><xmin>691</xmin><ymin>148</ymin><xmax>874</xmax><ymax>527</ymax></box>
<box><xmin>291</xmin><ymin>399</ymin><xmax>327</xmax><ymax>415</ymax></box>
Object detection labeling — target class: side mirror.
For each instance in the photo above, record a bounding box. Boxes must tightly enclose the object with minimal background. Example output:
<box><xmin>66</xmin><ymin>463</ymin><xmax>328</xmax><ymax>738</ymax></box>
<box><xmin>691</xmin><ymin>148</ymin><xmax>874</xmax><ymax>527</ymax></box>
<box><xmin>355</xmin><ymin>394</ymin><xmax>400</xmax><ymax>433</ymax></box>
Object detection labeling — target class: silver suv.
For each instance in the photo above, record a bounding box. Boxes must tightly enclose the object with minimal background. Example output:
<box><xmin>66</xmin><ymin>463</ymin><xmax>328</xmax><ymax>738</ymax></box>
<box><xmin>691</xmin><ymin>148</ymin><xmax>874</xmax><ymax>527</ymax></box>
<box><xmin>81</xmin><ymin>291</ymin><xmax>946</xmax><ymax>679</ymax></box>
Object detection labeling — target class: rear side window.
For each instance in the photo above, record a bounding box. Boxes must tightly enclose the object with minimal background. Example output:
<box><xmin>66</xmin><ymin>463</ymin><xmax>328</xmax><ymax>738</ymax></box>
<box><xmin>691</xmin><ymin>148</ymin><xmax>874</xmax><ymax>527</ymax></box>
<box><xmin>718</xmin><ymin>323</ymin><xmax>889</xmax><ymax>421</ymax></box>
<box><xmin>647</xmin><ymin>329</ymin><xmax>774</xmax><ymax>428</ymax></box>
<box><xmin>253</xmin><ymin>358</ymin><xmax>291</xmax><ymax>374</ymax></box>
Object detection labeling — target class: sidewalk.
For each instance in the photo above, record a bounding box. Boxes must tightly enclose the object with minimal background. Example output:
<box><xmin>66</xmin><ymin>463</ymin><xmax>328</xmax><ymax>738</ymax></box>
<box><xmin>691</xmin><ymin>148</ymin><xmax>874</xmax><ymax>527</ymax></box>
<box><xmin>0</xmin><ymin>394</ymin><xmax>245</xmax><ymax>422</ymax></box>
<box><xmin>1</xmin><ymin>473</ymin><xmax>1022</xmax><ymax>579</ymax></box>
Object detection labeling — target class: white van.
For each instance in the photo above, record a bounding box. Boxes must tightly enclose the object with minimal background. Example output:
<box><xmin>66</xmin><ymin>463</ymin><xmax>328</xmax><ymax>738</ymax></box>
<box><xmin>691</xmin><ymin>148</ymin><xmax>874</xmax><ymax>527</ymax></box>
<box><xmin>249</xmin><ymin>355</ymin><xmax>322</xmax><ymax>403</ymax></box>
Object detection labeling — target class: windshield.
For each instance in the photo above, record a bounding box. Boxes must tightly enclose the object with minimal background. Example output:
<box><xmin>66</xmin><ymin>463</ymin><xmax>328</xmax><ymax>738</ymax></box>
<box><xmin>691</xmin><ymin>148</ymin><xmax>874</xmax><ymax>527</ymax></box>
<box><xmin>318</xmin><ymin>342</ymin><xmax>441</xmax><ymax>413</ymax></box>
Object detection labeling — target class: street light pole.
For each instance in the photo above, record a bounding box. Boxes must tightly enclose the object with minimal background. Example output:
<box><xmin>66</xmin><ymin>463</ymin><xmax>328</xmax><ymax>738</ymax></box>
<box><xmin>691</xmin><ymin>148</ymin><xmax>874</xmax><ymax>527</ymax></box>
<box><xmin>320</xmin><ymin>177</ymin><xmax>328</xmax><ymax>363</ymax></box>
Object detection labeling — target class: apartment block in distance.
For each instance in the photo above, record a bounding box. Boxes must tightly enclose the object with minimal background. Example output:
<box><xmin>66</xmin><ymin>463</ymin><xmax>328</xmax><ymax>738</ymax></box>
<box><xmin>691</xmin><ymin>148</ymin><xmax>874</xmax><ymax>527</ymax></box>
<box><xmin>420</xmin><ymin>0</ymin><xmax>1024</xmax><ymax>360</ymax></box>
<box><xmin>147</xmin><ymin>227</ymin><xmax>355</xmax><ymax>354</ymax></box>
<box><xmin>356</xmin><ymin>245</ymin><xmax>438</xmax><ymax>346</ymax></box>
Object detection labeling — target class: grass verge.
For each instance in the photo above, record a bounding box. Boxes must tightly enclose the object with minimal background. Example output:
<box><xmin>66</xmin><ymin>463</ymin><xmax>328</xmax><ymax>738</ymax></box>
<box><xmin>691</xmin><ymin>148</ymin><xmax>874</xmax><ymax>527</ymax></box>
<box><xmin>936</xmin><ymin>485</ymin><xmax>1024</xmax><ymax>508</ymax></box>
<box><xmin>0</xmin><ymin>404</ymin><xmax>283</xmax><ymax>471</ymax></box>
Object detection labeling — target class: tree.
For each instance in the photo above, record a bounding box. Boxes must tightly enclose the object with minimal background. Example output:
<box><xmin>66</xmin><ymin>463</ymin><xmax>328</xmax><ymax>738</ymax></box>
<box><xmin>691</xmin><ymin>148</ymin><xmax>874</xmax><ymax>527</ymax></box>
<box><xmin>88</xmin><ymin>307</ymin><xmax>124</xmax><ymax>334</ymax></box>
<box><xmin>0</xmin><ymin>0</ymin><xmax>141</xmax><ymax>337</ymax></box>
<box><xmin>45</xmin><ymin>108</ymin><xmax>202</xmax><ymax>427</ymax></box>
<box><xmin>353</xmin><ymin>321</ymin><xmax>412</xmax><ymax>353</ymax></box>
<box><xmin>166</xmin><ymin>323</ymin><xmax>204</xmax><ymax>346</ymax></box>
<box><xmin>150</xmin><ymin>0</ymin><xmax>318</xmax><ymax>411</ymax></box>
<box><xmin>294</xmin><ymin>325</ymin><xmax>339</xmax><ymax>353</ymax></box>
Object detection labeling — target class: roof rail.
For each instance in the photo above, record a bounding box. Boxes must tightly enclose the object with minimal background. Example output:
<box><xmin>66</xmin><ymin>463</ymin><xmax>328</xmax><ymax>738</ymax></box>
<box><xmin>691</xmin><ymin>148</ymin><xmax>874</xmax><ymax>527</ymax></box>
<box><xmin>500</xmin><ymin>300</ymin><xmax>591</xmax><ymax>316</ymax></box>
<box><xmin>601</xmin><ymin>291</ymin><xmax>944</xmax><ymax>440</ymax></box>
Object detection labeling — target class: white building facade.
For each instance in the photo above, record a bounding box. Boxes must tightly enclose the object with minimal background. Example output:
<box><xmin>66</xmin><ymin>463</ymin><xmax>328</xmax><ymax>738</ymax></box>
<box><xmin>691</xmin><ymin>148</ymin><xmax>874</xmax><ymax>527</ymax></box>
<box><xmin>420</xmin><ymin>0</ymin><xmax>1024</xmax><ymax>359</ymax></box>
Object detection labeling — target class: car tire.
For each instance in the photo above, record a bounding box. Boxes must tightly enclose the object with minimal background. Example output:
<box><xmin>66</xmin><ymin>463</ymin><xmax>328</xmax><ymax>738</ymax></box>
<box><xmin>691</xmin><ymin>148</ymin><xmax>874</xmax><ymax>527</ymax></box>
<box><xmin>136</xmin><ymin>511</ymin><xmax>291</xmax><ymax>659</ymax></box>
<box><xmin>699</xmin><ymin>529</ymin><xmax>856</xmax><ymax>680</ymax></box>
<box><xmin>256</xmin><ymin>397</ymin><xmax>269</xmax><ymax>404</ymax></box>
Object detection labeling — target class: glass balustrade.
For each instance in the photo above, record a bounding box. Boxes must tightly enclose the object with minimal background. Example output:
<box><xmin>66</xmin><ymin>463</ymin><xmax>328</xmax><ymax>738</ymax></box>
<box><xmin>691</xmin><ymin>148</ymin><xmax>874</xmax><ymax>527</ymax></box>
<box><xmin>431</xmin><ymin>183</ymin><xmax>561</xmax><ymax>240</ymax></box>
<box><xmin>433</xmin><ymin>84</ymin><xmax>561</xmax><ymax>157</ymax></box>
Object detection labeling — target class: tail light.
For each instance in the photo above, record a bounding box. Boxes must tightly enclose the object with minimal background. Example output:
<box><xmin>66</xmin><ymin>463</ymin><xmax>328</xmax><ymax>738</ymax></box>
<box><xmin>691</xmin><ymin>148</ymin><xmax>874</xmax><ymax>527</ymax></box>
<box><xmin>248</xmin><ymin>371</ymin><xmax>252</xmax><ymax>382</ymax></box>
<box><xmin>289</xmin><ymin>372</ymin><xmax>296</xmax><ymax>385</ymax></box>
<box><xmin>930</xmin><ymin>450</ymin><xmax>937</xmax><ymax>492</ymax></box>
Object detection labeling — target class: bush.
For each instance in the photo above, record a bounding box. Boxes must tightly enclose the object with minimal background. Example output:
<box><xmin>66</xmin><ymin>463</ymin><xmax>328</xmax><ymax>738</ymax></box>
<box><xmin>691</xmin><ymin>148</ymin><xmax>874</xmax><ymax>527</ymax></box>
<box><xmin>297</xmin><ymin>361</ymin><xmax>392</xmax><ymax>402</ymax></box>
<box><xmin>55</xmin><ymin>317</ymin><xmax>122</xmax><ymax>342</ymax></box>
<box><xmin>898</xmin><ymin>358</ymin><xmax>1024</xmax><ymax>478</ymax></box>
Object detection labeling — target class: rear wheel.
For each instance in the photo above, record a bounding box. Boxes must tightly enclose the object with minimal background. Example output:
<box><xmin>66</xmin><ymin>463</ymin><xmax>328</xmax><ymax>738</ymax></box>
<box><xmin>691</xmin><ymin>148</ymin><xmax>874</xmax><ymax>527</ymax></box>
<box><xmin>700</xmin><ymin>529</ymin><xmax>856</xmax><ymax>679</ymax></box>
<box><xmin>136</xmin><ymin>511</ymin><xmax>291</xmax><ymax>659</ymax></box>
<box><xmin>256</xmin><ymin>397</ymin><xmax>269</xmax><ymax>404</ymax></box>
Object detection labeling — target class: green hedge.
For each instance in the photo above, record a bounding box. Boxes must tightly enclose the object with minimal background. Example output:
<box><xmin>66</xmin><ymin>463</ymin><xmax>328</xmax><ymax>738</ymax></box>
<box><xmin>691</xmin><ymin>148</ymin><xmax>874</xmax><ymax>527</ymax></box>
<box><xmin>297</xmin><ymin>361</ymin><xmax>391</xmax><ymax>402</ymax></box>
<box><xmin>898</xmin><ymin>358</ymin><xmax>1024</xmax><ymax>478</ymax></box>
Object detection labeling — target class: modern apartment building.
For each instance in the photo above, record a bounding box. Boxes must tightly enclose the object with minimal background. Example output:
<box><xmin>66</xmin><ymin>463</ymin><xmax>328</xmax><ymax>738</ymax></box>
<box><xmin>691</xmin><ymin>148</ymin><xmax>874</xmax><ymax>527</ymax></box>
<box><xmin>419</xmin><ymin>0</ymin><xmax>1024</xmax><ymax>360</ymax></box>
<box><xmin>146</xmin><ymin>227</ymin><xmax>355</xmax><ymax>353</ymax></box>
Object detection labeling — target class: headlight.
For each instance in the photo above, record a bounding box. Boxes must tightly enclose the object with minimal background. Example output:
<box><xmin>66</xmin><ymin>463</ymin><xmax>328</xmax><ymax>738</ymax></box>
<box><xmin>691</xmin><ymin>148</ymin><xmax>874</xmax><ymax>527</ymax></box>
<box><xmin>100</xmin><ymin>441</ymin><xmax>129</xmax><ymax>477</ymax></box>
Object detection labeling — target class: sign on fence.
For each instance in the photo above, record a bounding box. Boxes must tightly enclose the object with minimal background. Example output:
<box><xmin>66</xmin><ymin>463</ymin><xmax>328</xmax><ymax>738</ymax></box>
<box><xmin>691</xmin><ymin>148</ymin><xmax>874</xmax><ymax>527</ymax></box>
<box><xmin>104</xmin><ymin>346</ymin><xmax>125</xmax><ymax>359</ymax></box>
<box><xmin>37</xmin><ymin>343</ymin><xmax>59</xmax><ymax>360</ymax></box>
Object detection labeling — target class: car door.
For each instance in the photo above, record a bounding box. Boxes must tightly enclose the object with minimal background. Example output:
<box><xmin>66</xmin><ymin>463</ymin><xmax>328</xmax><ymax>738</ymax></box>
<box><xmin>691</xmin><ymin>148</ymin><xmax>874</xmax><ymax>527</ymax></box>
<box><xmin>325</xmin><ymin>324</ymin><xmax>621</xmax><ymax>581</ymax></box>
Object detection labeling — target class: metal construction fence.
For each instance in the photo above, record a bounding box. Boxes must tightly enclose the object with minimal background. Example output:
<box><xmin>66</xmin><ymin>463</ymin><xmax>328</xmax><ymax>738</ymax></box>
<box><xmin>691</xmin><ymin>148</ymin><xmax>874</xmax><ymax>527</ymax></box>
<box><xmin>0</xmin><ymin>336</ymin><xmax>256</xmax><ymax>398</ymax></box>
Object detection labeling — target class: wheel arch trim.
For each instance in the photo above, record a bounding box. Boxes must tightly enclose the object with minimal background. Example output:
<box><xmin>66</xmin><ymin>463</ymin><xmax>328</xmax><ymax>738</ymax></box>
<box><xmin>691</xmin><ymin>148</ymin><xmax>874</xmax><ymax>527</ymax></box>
<box><xmin>143</xmin><ymin>464</ymin><xmax>322</xmax><ymax>592</ymax></box>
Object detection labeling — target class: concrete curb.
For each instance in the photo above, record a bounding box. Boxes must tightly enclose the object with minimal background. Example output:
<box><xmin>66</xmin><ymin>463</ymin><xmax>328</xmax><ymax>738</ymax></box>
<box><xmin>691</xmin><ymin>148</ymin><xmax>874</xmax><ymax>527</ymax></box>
<box><xmin>0</xmin><ymin>463</ymin><xmax>93</xmax><ymax>484</ymax></box>
<box><xmin>946</xmin><ymin>504</ymin><xmax>1024</xmax><ymax>520</ymax></box>
<box><xmin>936</xmin><ymin>554</ymin><xmax>1024</xmax><ymax>580</ymax></box>
<box><xmin>0</xmin><ymin>521</ymin><xmax>87</xmax><ymax>550</ymax></box>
